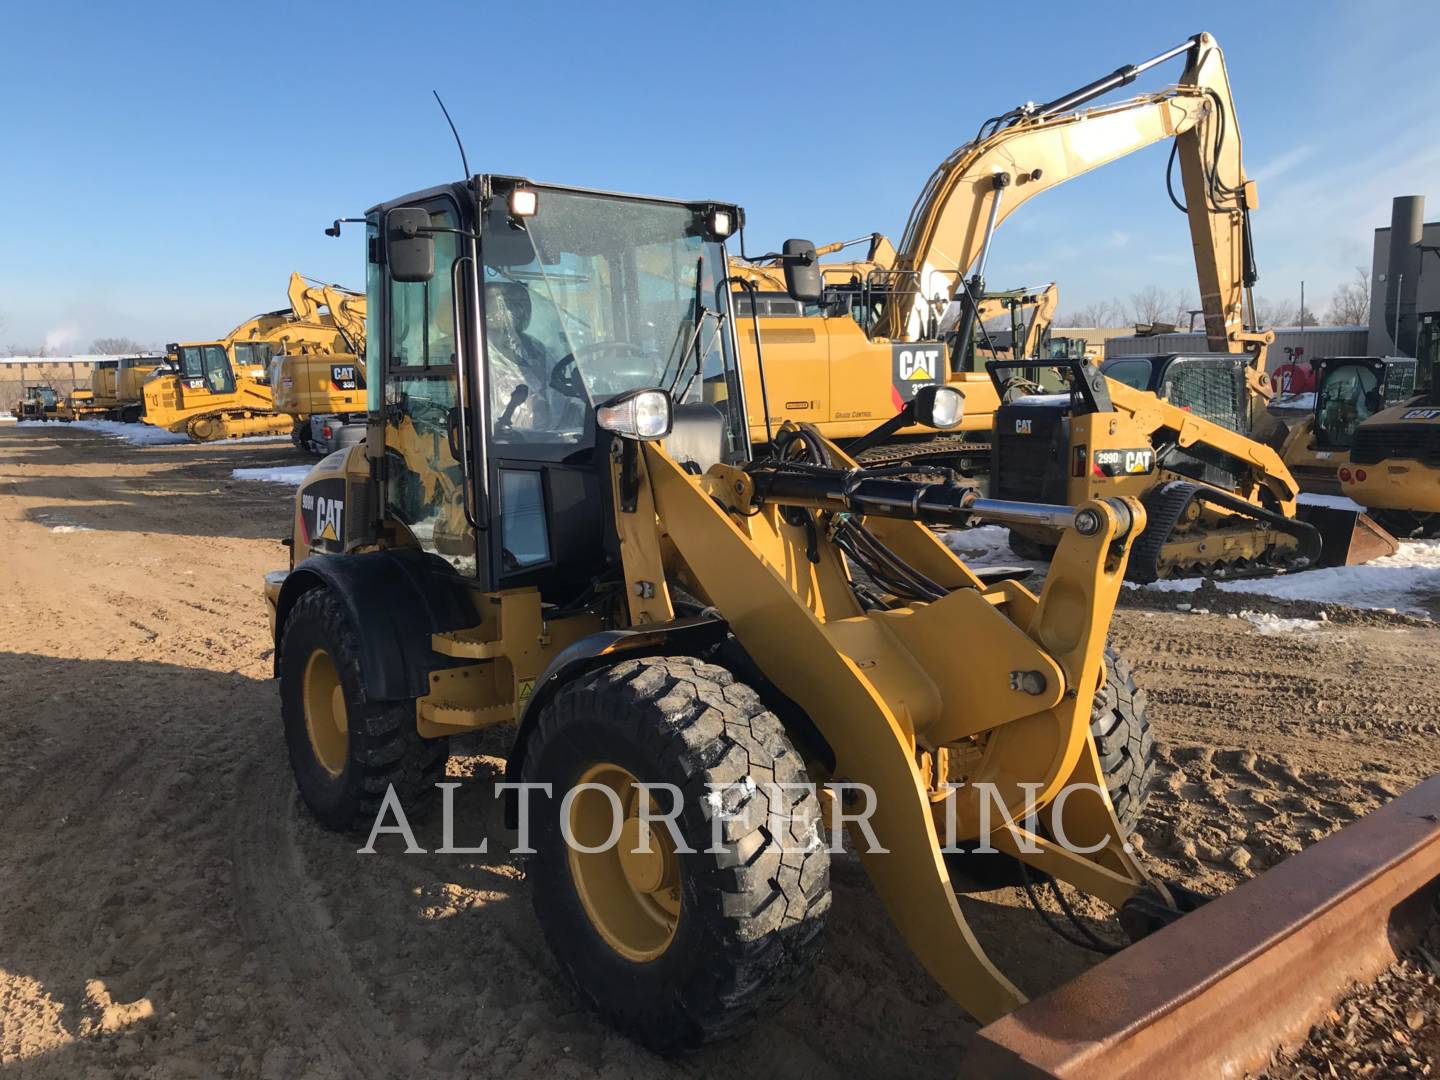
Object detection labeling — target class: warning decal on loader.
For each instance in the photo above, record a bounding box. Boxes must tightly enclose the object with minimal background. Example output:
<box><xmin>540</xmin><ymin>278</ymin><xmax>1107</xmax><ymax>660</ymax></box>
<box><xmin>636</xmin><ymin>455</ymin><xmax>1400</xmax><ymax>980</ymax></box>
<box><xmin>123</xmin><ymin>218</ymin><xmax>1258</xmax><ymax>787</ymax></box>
<box><xmin>890</xmin><ymin>343</ymin><xmax>944</xmax><ymax>410</ymax></box>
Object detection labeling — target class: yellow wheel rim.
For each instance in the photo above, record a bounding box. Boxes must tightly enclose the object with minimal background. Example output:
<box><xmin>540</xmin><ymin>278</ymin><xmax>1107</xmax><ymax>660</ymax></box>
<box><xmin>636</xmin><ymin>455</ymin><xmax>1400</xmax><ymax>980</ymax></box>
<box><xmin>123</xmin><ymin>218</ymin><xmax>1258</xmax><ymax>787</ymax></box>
<box><xmin>567</xmin><ymin>763</ymin><xmax>681</xmax><ymax>962</ymax></box>
<box><xmin>302</xmin><ymin>648</ymin><xmax>348</xmax><ymax>778</ymax></box>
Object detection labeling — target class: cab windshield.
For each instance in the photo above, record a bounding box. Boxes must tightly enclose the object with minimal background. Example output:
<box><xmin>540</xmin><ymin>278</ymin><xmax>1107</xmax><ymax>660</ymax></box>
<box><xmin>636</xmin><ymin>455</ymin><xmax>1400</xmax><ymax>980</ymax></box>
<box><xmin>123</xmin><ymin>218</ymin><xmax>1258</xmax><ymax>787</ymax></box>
<box><xmin>177</xmin><ymin>345</ymin><xmax>235</xmax><ymax>393</ymax></box>
<box><xmin>38</xmin><ymin>388</ymin><xmax>57</xmax><ymax>407</ymax></box>
<box><xmin>481</xmin><ymin>188</ymin><xmax>742</xmax><ymax>455</ymax></box>
<box><xmin>1316</xmin><ymin>364</ymin><xmax>1382</xmax><ymax>448</ymax></box>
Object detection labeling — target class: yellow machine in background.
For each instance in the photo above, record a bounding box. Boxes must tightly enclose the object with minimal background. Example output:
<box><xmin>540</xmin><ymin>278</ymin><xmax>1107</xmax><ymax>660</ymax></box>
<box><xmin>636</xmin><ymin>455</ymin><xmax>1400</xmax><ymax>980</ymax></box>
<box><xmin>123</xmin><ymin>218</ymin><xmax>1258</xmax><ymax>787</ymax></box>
<box><xmin>143</xmin><ymin>274</ymin><xmax>362</xmax><ymax>442</ymax></box>
<box><xmin>960</xmin><ymin>35</ymin><xmax>1391</xmax><ymax>577</ymax></box>
<box><xmin>270</xmin><ymin>274</ymin><xmax>368</xmax><ymax>453</ymax></box>
<box><xmin>14</xmin><ymin>386</ymin><xmax>60</xmax><ymax>421</ymax></box>
<box><xmin>60</xmin><ymin>356</ymin><xmax>164</xmax><ymax>422</ymax></box>
<box><xmin>737</xmin><ymin>31</ymin><xmax>1276</xmax><ymax>481</ymax></box>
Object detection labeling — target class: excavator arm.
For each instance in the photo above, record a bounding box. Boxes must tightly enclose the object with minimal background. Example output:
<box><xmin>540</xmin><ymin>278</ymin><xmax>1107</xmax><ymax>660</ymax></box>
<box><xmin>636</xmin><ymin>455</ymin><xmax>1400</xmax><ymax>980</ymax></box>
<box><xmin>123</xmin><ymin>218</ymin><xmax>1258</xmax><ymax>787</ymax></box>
<box><xmin>887</xmin><ymin>33</ymin><xmax>1271</xmax><ymax>384</ymax></box>
<box><xmin>285</xmin><ymin>271</ymin><xmax>368</xmax><ymax>357</ymax></box>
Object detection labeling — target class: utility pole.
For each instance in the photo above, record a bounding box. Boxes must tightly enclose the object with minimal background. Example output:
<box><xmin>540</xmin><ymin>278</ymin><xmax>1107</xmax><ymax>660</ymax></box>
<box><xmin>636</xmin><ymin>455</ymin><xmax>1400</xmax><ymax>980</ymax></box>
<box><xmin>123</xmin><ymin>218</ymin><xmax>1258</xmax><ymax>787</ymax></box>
<box><xmin>1299</xmin><ymin>281</ymin><xmax>1305</xmax><ymax>329</ymax></box>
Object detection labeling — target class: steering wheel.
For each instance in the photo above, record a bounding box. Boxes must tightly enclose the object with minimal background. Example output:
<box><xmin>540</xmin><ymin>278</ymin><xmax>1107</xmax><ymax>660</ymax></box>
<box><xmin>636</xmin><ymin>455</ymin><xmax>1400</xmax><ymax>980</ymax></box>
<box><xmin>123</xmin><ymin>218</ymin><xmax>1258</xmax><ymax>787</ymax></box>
<box><xmin>549</xmin><ymin>341</ymin><xmax>658</xmax><ymax>401</ymax></box>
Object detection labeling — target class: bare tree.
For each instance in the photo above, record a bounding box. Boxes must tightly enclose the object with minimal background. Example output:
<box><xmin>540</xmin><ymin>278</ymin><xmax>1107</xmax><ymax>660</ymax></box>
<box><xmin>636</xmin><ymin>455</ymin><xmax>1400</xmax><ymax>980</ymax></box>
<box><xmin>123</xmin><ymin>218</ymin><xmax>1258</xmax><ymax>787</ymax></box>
<box><xmin>1125</xmin><ymin>285</ymin><xmax>1189</xmax><ymax>327</ymax></box>
<box><xmin>1251</xmin><ymin>296</ymin><xmax>1298</xmax><ymax>329</ymax></box>
<box><xmin>1057</xmin><ymin>299</ymin><xmax>1125</xmax><ymax>327</ymax></box>
<box><xmin>1325</xmin><ymin>267</ymin><xmax>1371</xmax><ymax>326</ymax></box>
<box><xmin>91</xmin><ymin>336</ymin><xmax>149</xmax><ymax>355</ymax></box>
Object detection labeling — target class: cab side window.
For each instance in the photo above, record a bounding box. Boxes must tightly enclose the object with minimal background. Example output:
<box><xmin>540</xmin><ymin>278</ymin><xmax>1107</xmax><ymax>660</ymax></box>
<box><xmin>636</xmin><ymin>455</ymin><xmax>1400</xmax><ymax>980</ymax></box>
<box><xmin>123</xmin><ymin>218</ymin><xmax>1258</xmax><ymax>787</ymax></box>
<box><xmin>389</xmin><ymin>209</ymin><xmax>459</xmax><ymax>368</ymax></box>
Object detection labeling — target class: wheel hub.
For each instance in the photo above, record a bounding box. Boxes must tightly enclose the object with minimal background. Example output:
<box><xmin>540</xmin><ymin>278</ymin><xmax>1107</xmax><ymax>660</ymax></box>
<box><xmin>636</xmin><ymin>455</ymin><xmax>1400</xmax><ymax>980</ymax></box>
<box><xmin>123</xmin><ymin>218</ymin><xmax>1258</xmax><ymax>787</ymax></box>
<box><xmin>302</xmin><ymin>648</ymin><xmax>348</xmax><ymax>777</ymax></box>
<box><xmin>567</xmin><ymin>763</ymin><xmax>681</xmax><ymax>962</ymax></box>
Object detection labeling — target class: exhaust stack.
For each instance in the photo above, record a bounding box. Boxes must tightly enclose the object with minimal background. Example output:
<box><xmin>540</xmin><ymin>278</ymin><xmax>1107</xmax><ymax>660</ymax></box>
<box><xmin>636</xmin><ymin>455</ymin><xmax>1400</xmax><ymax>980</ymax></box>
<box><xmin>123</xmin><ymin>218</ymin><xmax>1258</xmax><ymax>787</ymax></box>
<box><xmin>1384</xmin><ymin>195</ymin><xmax>1425</xmax><ymax>356</ymax></box>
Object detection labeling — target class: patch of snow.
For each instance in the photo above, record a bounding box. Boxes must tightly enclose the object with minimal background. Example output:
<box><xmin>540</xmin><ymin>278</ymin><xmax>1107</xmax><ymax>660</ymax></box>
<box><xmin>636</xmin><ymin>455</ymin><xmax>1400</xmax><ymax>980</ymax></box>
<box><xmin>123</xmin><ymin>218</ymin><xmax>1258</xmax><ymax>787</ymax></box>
<box><xmin>48</xmin><ymin>524</ymin><xmax>94</xmax><ymax>534</ymax></box>
<box><xmin>1268</xmin><ymin>391</ymin><xmax>1315</xmax><ymax>413</ymax></box>
<box><xmin>942</xmin><ymin>524</ymin><xmax>1051</xmax><ymax>579</ymax></box>
<box><xmin>231</xmin><ymin>466</ymin><xmax>313</xmax><ymax>486</ymax></box>
<box><xmin>1240</xmin><ymin>611</ymin><xmax>1325</xmax><ymax>635</ymax></box>
<box><xmin>65</xmin><ymin>420</ymin><xmax>189</xmax><ymax>445</ymax></box>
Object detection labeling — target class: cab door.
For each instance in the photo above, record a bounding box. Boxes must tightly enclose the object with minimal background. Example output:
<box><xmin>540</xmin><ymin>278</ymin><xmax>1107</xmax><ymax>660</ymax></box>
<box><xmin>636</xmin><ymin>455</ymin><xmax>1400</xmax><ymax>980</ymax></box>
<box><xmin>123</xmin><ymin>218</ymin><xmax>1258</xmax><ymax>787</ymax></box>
<box><xmin>377</xmin><ymin>196</ymin><xmax>478</xmax><ymax>578</ymax></box>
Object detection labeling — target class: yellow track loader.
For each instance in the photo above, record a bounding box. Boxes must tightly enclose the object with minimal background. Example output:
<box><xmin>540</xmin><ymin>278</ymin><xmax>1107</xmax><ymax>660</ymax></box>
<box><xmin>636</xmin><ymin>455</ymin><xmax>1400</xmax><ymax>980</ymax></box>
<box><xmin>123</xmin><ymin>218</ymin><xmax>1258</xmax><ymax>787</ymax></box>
<box><xmin>264</xmin><ymin>174</ymin><xmax>1437</xmax><ymax>1067</ymax></box>
<box><xmin>142</xmin><ymin>275</ymin><xmax>362</xmax><ymax>442</ymax></box>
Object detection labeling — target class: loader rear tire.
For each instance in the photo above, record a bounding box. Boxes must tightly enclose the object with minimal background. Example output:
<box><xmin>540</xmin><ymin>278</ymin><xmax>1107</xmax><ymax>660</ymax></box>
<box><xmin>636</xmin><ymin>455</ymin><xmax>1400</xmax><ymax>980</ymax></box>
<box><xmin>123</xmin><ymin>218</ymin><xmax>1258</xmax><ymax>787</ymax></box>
<box><xmin>520</xmin><ymin>655</ymin><xmax>830</xmax><ymax>1053</ymax></box>
<box><xmin>278</xmin><ymin>587</ymin><xmax>448</xmax><ymax>832</ymax></box>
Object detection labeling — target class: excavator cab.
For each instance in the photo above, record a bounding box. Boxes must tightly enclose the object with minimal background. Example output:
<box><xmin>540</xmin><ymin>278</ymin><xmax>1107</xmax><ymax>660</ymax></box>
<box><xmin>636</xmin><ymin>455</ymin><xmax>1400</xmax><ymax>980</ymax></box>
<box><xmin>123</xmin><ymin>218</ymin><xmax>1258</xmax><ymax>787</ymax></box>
<box><xmin>1309</xmin><ymin>357</ymin><xmax>1415</xmax><ymax>451</ymax></box>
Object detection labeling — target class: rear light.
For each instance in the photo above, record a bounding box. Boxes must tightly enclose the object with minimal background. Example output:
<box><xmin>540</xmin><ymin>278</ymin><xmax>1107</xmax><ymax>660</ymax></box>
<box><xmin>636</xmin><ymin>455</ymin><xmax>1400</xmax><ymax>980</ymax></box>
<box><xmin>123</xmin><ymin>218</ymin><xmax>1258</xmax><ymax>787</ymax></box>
<box><xmin>1355</xmin><ymin>469</ymin><xmax>1367</xmax><ymax>482</ymax></box>
<box><xmin>1339</xmin><ymin>467</ymin><xmax>1352</xmax><ymax>483</ymax></box>
<box><xmin>1072</xmin><ymin>446</ymin><xmax>1088</xmax><ymax>477</ymax></box>
<box><xmin>322</xmin><ymin>425</ymin><xmax>333</xmax><ymax>439</ymax></box>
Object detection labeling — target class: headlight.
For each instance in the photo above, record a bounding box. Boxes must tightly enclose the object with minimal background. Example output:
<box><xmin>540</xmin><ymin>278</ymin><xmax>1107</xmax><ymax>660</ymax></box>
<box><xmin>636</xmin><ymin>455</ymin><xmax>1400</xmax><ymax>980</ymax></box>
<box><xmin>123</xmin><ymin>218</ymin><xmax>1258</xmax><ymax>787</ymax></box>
<box><xmin>915</xmin><ymin>385</ymin><xmax>964</xmax><ymax>430</ymax></box>
<box><xmin>596</xmin><ymin>388</ymin><xmax>673</xmax><ymax>440</ymax></box>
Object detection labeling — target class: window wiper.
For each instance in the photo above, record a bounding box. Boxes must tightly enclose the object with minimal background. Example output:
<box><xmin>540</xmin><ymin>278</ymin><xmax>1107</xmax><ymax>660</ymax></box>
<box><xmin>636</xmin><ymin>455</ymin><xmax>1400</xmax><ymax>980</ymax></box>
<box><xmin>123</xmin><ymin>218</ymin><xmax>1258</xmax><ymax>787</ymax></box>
<box><xmin>672</xmin><ymin>305</ymin><xmax>726</xmax><ymax>402</ymax></box>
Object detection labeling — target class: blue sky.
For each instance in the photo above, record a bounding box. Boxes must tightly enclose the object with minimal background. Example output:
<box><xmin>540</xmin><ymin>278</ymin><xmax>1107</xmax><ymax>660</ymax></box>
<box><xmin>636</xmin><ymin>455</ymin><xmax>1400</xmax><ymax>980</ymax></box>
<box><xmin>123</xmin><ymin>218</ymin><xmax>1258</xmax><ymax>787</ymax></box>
<box><xmin>2</xmin><ymin>1</ymin><xmax>1435</xmax><ymax>348</ymax></box>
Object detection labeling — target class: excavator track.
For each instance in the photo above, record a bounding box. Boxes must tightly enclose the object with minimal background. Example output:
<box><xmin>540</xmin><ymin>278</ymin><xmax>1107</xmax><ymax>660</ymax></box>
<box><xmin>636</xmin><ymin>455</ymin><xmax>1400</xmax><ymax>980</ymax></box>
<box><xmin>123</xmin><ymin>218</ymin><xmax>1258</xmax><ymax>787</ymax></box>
<box><xmin>182</xmin><ymin>409</ymin><xmax>294</xmax><ymax>443</ymax></box>
<box><xmin>856</xmin><ymin>433</ymin><xmax>992</xmax><ymax>476</ymax></box>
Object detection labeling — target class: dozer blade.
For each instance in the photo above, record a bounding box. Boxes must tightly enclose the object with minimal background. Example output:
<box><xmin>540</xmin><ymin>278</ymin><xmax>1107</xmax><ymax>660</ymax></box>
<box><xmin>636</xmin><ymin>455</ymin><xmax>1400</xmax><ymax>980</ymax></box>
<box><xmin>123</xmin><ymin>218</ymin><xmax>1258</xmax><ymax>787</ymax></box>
<box><xmin>968</xmin><ymin>775</ymin><xmax>1440</xmax><ymax>1080</ymax></box>
<box><xmin>1298</xmin><ymin>501</ymin><xmax>1400</xmax><ymax>566</ymax></box>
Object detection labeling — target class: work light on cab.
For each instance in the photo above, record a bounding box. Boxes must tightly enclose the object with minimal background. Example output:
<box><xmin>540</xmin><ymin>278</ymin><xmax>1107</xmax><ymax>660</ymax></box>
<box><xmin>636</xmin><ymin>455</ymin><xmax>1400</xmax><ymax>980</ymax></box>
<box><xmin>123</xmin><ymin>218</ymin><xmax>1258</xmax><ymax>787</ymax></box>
<box><xmin>596</xmin><ymin>389</ymin><xmax>672</xmax><ymax>440</ymax></box>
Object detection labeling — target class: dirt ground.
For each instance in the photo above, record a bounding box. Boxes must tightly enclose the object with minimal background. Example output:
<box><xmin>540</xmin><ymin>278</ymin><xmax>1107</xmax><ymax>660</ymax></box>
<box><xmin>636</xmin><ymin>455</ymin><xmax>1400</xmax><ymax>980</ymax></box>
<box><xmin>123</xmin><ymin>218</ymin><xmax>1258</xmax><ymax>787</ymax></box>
<box><xmin>0</xmin><ymin>423</ymin><xmax>1436</xmax><ymax>1078</ymax></box>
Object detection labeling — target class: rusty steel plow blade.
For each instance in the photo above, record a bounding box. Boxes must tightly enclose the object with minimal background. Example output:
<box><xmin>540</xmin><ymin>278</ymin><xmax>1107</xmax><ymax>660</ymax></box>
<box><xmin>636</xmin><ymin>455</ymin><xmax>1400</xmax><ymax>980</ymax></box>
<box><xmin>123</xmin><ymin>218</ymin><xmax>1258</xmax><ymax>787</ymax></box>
<box><xmin>969</xmin><ymin>774</ymin><xmax>1440</xmax><ymax>1080</ymax></box>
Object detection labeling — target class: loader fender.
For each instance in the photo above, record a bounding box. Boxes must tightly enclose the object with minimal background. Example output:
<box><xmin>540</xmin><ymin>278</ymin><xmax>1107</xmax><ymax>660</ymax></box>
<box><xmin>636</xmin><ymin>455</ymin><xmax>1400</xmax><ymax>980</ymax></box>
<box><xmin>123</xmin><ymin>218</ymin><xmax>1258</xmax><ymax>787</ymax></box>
<box><xmin>506</xmin><ymin>616</ymin><xmax>730</xmax><ymax>786</ymax></box>
<box><xmin>271</xmin><ymin>549</ymin><xmax>475</xmax><ymax>701</ymax></box>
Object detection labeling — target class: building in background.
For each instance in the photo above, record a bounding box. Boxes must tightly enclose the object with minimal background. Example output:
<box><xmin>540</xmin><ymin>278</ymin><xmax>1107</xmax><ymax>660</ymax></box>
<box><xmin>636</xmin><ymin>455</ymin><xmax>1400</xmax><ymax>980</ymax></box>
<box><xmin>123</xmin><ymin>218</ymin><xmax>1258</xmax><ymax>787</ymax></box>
<box><xmin>1104</xmin><ymin>326</ymin><xmax>1368</xmax><ymax>370</ymax></box>
<box><xmin>1368</xmin><ymin>196</ymin><xmax>1437</xmax><ymax>356</ymax></box>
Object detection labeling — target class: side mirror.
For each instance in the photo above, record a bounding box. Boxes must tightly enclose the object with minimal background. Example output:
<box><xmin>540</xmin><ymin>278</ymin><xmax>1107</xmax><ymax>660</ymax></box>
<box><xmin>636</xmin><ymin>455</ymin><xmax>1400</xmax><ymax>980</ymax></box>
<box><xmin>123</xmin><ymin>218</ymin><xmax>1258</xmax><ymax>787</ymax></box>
<box><xmin>782</xmin><ymin>239</ymin><xmax>822</xmax><ymax>304</ymax></box>
<box><xmin>386</xmin><ymin>207</ymin><xmax>435</xmax><ymax>283</ymax></box>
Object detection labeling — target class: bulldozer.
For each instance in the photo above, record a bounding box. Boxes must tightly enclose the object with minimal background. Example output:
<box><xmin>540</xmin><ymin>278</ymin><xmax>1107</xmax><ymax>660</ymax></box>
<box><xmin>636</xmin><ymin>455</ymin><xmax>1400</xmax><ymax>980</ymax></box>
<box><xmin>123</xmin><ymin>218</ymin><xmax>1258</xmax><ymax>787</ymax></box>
<box><xmin>142</xmin><ymin>275</ymin><xmax>363</xmax><ymax>442</ymax></box>
<box><xmin>264</xmin><ymin>173</ymin><xmax>1439</xmax><ymax>1069</ymax></box>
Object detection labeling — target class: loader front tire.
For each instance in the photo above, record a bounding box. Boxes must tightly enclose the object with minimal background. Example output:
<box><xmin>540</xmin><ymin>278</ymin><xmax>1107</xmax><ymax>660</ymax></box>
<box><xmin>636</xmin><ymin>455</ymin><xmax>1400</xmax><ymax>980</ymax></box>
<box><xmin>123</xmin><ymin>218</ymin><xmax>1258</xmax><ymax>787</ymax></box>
<box><xmin>278</xmin><ymin>587</ymin><xmax>448</xmax><ymax>832</ymax></box>
<box><xmin>521</xmin><ymin>655</ymin><xmax>830</xmax><ymax>1053</ymax></box>
<box><xmin>1092</xmin><ymin>648</ymin><xmax>1153</xmax><ymax>834</ymax></box>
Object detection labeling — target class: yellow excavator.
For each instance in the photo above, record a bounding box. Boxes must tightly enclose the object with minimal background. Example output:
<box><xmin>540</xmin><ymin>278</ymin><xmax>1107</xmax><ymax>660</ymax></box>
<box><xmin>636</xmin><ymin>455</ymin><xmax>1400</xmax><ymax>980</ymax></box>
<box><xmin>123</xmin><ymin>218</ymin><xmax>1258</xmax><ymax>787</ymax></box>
<box><xmin>142</xmin><ymin>273</ymin><xmax>362</xmax><ymax>442</ymax></box>
<box><xmin>768</xmin><ymin>31</ymin><xmax>1388</xmax><ymax>578</ymax></box>
<box><xmin>262</xmin><ymin>170</ymin><xmax>1439</xmax><ymax>1072</ymax></box>
<box><xmin>270</xmin><ymin>274</ymin><xmax>369</xmax><ymax>453</ymax></box>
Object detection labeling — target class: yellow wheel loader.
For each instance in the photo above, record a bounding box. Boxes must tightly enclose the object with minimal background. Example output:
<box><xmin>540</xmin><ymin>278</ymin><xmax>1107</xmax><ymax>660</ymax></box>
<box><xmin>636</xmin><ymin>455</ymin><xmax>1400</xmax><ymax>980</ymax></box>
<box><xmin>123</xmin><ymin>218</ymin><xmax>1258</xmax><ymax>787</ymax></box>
<box><xmin>15</xmin><ymin>385</ymin><xmax>61</xmax><ymax>422</ymax></box>
<box><xmin>264</xmin><ymin>174</ymin><xmax>1203</xmax><ymax>1051</ymax></box>
<box><xmin>1278</xmin><ymin>338</ymin><xmax>1440</xmax><ymax>538</ymax></box>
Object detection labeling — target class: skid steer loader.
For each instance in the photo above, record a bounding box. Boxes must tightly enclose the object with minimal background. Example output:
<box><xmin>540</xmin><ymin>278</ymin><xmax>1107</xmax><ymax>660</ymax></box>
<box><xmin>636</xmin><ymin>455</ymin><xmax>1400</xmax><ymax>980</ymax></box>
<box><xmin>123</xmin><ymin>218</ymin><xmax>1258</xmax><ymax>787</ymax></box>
<box><xmin>266</xmin><ymin>175</ymin><xmax>1186</xmax><ymax>1050</ymax></box>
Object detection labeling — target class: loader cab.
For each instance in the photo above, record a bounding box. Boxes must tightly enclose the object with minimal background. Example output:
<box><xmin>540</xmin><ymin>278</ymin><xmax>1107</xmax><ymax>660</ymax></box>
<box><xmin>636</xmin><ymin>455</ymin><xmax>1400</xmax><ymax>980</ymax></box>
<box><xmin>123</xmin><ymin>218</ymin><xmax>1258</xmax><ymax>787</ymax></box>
<box><xmin>1310</xmin><ymin>357</ymin><xmax>1417</xmax><ymax>451</ymax></box>
<box><xmin>366</xmin><ymin>178</ymin><xmax>748</xmax><ymax>600</ymax></box>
